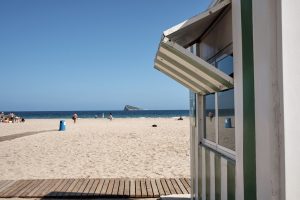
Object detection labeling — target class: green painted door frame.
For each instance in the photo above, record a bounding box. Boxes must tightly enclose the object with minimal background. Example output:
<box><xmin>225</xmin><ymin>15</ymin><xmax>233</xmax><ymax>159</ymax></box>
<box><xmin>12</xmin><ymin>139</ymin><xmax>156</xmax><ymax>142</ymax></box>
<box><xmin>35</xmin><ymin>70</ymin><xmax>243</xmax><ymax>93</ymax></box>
<box><xmin>240</xmin><ymin>0</ymin><xmax>257</xmax><ymax>199</ymax></box>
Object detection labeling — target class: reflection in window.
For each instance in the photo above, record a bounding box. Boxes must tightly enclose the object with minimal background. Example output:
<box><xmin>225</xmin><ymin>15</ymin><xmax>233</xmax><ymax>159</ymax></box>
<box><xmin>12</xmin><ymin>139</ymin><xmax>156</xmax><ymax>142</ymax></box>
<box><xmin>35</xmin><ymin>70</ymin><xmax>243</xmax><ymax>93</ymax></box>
<box><xmin>218</xmin><ymin>89</ymin><xmax>235</xmax><ymax>150</ymax></box>
<box><xmin>204</xmin><ymin>93</ymin><xmax>216</xmax><ymax>142</ymax></box>
<box><xmin>217</xmin><ymin>55</ymin><xmax>235</xmax><ymax>151</ymax></box>
<box><xmin>218</xmin><ymin>55</ymin><xmax>233</xmax><ymax>77</ymax></box>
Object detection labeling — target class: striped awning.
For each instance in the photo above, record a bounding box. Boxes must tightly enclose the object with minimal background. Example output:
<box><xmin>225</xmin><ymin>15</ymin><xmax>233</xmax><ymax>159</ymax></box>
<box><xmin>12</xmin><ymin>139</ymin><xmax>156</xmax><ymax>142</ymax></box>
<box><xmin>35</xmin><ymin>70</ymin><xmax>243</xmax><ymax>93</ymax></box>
<box><xmin>155</xmin><ymin>38</ymin><xmax>233</xmax><ymax>94</ymax></box>
<box><xmin>154</xmin><ymin>0</ymin><xmax>233</xmax><ymax>94</ymax></box>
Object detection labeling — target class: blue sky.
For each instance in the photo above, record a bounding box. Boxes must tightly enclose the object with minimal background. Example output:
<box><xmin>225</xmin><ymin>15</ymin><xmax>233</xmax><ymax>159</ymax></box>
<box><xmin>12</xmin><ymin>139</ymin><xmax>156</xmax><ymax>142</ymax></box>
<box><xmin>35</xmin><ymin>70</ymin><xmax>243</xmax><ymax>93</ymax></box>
<box><xmin>0</xmin><ymin>0</ymin><xmax>211</xmax><ymax>111</ymax></box>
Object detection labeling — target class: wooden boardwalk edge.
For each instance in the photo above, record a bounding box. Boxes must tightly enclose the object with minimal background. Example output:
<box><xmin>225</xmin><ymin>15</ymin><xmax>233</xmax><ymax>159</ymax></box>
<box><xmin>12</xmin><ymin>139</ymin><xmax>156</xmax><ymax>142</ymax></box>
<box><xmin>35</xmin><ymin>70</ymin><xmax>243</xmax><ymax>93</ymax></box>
<box><xmin>0</xmin><ymin>178</ymin><xmax>190</xmax><ymax>198</ymax></box>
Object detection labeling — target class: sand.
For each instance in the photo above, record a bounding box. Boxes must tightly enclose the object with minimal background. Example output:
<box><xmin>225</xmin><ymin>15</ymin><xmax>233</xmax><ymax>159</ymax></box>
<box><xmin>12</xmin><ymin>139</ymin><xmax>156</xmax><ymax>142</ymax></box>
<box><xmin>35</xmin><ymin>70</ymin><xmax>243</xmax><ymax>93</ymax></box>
<box><xmin>0</xmin><ymin>118</ymin><xmax>190</xmax><ymax>180</ymax></box>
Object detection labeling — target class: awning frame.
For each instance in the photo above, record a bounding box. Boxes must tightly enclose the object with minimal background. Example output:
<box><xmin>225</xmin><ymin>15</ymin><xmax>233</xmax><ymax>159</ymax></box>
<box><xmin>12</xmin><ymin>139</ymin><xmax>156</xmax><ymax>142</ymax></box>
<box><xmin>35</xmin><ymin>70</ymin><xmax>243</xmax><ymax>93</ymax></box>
<box><xmin>162</xmin><ymin>0</ymin><xmax>231</xmax><ymax>48</ymax></box>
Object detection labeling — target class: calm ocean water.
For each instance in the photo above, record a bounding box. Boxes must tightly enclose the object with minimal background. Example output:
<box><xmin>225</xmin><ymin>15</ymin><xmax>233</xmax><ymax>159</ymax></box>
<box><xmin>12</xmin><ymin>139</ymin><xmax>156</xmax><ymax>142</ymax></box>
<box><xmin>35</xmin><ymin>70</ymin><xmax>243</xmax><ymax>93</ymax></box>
<box><xmin>6</xmin><ymin>110</ymin><xmax>189</xmax><ymax>119</ymax></box>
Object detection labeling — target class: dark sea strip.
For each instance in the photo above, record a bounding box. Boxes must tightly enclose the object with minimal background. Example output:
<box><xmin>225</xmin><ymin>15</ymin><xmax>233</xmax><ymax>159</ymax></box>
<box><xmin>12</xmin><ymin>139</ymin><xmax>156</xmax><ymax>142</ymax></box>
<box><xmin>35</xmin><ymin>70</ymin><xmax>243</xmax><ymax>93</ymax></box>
<box><xmin>2</xmin><ymin>110</ymin><xmax>190</xmax><ymax>119</ymax></box>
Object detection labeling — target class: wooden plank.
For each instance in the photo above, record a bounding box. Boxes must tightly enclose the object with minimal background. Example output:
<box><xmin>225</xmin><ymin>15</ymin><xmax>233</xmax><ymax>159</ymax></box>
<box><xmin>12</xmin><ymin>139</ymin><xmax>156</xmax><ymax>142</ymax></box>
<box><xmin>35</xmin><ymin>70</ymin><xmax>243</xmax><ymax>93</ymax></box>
<box><xmin>166</xmin><ymin>179</ymin><xmax>176</xmax><ymax>194</ymax></box>
<box><xmin>65</xmin><ymin>178</ymin><xmax>84</xmax><ymax>197</ymax></box>
<box><xmin>19</xmin><ymin>179</ymin><xmax>46</xmax><ymax>197</ymax></box>
<box><xmin>7</xmin><ymin>180</ymin><xmax>32</xmax><ymax>197</ymax></box>
<box><xmin>179</xmin><ymin>178</ymin><xmax>190</xmax><ymax>193</ymax></box>
<box><xmin>75</xmin><ymin>179</ymin><xmax>90</xmax><ymax>197</ymax></box>
<box><xmin>9</xmin><ymin>180</ymin><xmax>32</xmax><ymax>197</ymax></box>
<box><xmin>150</xmin><ymin>179</ymin><xmax>159</xmax><ymax>197</ymax></box>
<box><xmin>112</xmin><ymin>179</ymin><xmax>120</xmax><ymax>196</ymax></box>
<box><xmin>60</xmin><ymin>179</ymin><xmax>80</xmax><ymax>197</ymax></box>
<box><xmin>38</xmin><ymin>179</ymin><xmax>61</xmax><ymax>197</ymax></box>
<box><xmin>140</xmin><ymin>178</ymin><xmax>147</xmax><ymax>197</ymax></box>
<box><xmin>43</xmin><ymin>179</ymin><xmax>65</xmax><ymax>197</ymax></box>
<box><xmin>88</xmin><ymin>179</ymin><xmax>100</xmax><ymax>195</ymax></box>
<box><xmin>145</xmin><ymin>179</ymin><xmax>154</xmax><ymax>197</ymax></box>
<box><xmin>129</xmin><ymin>179</ymin><xmax>135</xmax><ymax>197</ymax></box>
<box><xmin>184</xmin><ymin>178</ymin><xmax>191</xmax><ymax>187</ymax></box>
<box><xmin>99</xmin><ymin>179</ymin><xmax>109</xmax><ymax>196</ymax></box>
<box><xmin>124</xmin><ymin>178</ymin><xmax>130</xmax><ymax>197</ymax></box>
<box><xmin>155</xmin><ymin>179</ymin><xmax>165</xmax><ymax>196</ymax></box>
<box><xmin>0</xmin><ymin>181</ymin><xmax>6</xmax><ymax>189</ymax></box>
<box><xmin>94</xmin><ymin>179</ymin><xmax>105</xmax><ymax>196</ymax></box>
<box><xmin>56</xmin><ymin>179</ymin><xmax>75</xmax><ymax>197</ymax></box>
<box><xmin>0</xmin><ymin>180</ymin><xmax>25</xmax><ymax>197</ymax></box>
<box><xmin>16</xmin><ymin>180</ymin><xmax>39</xmax><ymax>197</ymax></box>
<box><xmin>20</xmin><ymin>180</ymin><xmax>45</xmax><ymax>197</ymax></box>
<box><xmin>1</xmin><ymin>181</ymin><xmax>25</xmax><ymax>197</ymax></box>
<box><xmin>161</xmin><ymin>178</ymin><xmax>171</xmax><ymax>195</ymax></box>
<box><xmin>32</xmin><ymin>179</ymin><xmax>55</xmax><ymax>197</ymax></box>
<box><xmin>135</xmin><ymin>179</ymin><xmax>142</xmax><ymax>198</ymax></box>
<box><xmin>82</xmin><ymin>179</ymin><xmax>95</xmax><ymax>196</ymax></box>
<box><xmin>117</xmin><ymin>179</ymin><xmax>125</xmax><ymax>196</ymax></box>
<box><xmin>174</xmin><ymin>178</ymin><xmax>188</xmax><ymax>194</ymax></box>
<box><xmin>0</xmin><ymin>180</ymin><xmax>9</xmax><ymax>190</ymax></box>
<box><xmin>0</xmin><ymin>180</ymin><xmax>15</xmax><ymax>193</ymax></box>
<box><xmin>2</xmin><ymin>180</ymin><xmax>24</xmax><ymax>194</ymax></box>
<box><xmin>106</xmin><ymin>179</ymin><xmax>114</xmax><ymax>195</ymax></box>
<box><xmin>170</xmin><ymin>178</ymin><xmax>183</xmax><ymax>194</ymax></box>
<box><xmin>47</xmin><ymin>179</ymin><xmax>69</xmax><ymax>197</ymax></box>
<box><xmin>0</xmin><ymin>180</ymin><xmax>7</xmax><ymax>192</ymax></box>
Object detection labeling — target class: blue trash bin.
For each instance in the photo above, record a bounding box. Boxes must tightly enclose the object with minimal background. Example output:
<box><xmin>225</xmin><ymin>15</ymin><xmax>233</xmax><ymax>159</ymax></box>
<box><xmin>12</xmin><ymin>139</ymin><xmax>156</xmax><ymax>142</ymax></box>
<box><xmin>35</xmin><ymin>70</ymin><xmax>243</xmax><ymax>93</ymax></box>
<box><xmin>59</xmin><ymin>120</ymin><xmax>66</xmax><ymax>131</ymax></box>
<box><xmin>224</xmin><ymin>118</ymin><xmax>232</xmax><ymax>128</ymax></box>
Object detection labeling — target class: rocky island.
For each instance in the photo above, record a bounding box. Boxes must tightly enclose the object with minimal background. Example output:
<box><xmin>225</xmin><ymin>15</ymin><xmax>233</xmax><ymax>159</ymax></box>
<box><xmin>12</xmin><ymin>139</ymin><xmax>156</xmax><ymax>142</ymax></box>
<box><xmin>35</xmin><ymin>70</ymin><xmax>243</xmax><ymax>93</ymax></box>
<box><xmin>123</xmin><ymin>105</ymin><xmax>142</xmax><ymax>111</ymax></box>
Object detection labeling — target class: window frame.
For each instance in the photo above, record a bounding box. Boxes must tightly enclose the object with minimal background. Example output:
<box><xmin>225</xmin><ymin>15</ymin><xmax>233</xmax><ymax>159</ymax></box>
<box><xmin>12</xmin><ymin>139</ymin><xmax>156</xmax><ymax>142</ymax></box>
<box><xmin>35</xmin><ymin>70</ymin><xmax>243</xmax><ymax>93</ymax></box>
<box><xmin>200</xmin><ymin>54</ymin><xmax>236</xmax><ymax>160</ymax></box>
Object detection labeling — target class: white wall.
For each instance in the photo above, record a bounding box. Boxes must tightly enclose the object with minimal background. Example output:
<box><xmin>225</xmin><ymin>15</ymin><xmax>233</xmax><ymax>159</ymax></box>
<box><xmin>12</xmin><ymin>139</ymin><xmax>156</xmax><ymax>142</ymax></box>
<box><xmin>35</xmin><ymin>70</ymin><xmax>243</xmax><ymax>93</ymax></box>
<box><xmin>281</xmin><ymin>1</ymin><xmax>300</xmax><ymax>199</ymax></box>
<box><xmin>252</xmin><ymin>0</ymin><xmax>284</xmax><ymax>199</ymax></box>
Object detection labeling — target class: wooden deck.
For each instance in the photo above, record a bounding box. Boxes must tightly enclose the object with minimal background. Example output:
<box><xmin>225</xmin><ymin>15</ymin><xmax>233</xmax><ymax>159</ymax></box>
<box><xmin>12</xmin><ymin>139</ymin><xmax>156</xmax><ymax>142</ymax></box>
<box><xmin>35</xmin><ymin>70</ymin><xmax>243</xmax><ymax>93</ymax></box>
<box><xmin>0</xmin><ymin>178</ymin><xmax>190</xmax><ymax>199</ymax></box>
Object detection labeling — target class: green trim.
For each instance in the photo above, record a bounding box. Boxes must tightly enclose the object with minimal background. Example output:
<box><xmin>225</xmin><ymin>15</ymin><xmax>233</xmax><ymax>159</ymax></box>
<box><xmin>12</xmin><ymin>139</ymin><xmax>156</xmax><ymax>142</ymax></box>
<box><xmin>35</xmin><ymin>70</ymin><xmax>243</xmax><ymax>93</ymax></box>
<box><xmin>157</xmin><ymin>52</ymin><xmax>219</xmax><ymax>91</ymax></box>
<box><xmin>215</xmin><ymin>154</ymin><xmax>221</xmax><ymax>200</ymax></box>
<box><xmin>205</xmin><ymin>150</ymin><xmax>210</xmax><ymax>200</ymax></box>
<box><xmin>160</xmin><ymin>42</ymin><xmax>234</xmax><ymax>88</ymax></box>
<box><xmin>240</xmin><ymin>0</ymin><xmax>257</xmax><ymax>199</ymax></box>
<box><xmin>227</xmin><ymin>160</ymin><xmax>235</xmax><ymax>200</ymax></box>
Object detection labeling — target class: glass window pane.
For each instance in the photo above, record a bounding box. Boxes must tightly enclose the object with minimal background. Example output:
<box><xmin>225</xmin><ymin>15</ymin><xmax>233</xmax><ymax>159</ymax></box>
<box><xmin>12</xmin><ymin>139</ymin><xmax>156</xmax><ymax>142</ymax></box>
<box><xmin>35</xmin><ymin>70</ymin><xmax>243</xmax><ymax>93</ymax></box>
<box><xmin>217</xmin><ymin>55</ymin><xmax>233</xmax><ymax>77</ymax></box>
<box><xmin>218</xmin><ymin>89</ymin><xmax>235</xmax><ymax>150</ymax></box>
<box><xmin>204</xmin><ymin>93</ymin><xmax>216</xmax><ymax>142</ymax></box>
<box><xmin>217</xmin><ymin>55</ymin><xmax>235</xmax><ymax>151</ymax></box>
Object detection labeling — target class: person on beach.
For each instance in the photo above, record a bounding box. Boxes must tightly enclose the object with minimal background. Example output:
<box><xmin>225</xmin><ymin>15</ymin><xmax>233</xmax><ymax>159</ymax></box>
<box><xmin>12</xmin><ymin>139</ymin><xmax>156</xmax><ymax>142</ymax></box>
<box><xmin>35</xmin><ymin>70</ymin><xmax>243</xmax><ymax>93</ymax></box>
<box><xmin>72</xmin><ymin>113</ymin><xmax>78</xmax><ymax>123</ymax></box>
<box><xmin>108</xmin><ymin>113</ymin><xmax>113</xmax><ymax>120</ymax></box>
<box><xmin>208</xmin><ymin>112</ymin><xmax>214</xmax><ymax>122</ymax></box>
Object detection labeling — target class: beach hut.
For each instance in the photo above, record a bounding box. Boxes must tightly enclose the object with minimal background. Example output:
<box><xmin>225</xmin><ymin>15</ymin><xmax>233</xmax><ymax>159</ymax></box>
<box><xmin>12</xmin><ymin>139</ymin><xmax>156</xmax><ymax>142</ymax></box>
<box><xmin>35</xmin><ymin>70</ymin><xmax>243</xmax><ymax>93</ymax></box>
<box><xmin>154</xmin><ymin>0</ymin><xmax>300</xmax><ymax>199</ymax></box>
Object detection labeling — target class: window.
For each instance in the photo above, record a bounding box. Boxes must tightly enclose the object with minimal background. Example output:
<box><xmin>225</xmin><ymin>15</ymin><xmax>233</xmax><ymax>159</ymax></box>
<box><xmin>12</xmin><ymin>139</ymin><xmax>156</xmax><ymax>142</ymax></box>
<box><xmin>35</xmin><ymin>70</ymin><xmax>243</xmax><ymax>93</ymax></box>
<box><xmin>217</xmin><ymin>55</ymin><xmax>235</xmax><ymax>151</ymax></box>
<box><xmin>204</xmin><ymin>93</ymin><xmax>216</xmax><ymax>142</ymax></box>
<box><xmin>203</xmin><ymin>55</ymin><xmax>235</xmax><ymax>152</ymax></box>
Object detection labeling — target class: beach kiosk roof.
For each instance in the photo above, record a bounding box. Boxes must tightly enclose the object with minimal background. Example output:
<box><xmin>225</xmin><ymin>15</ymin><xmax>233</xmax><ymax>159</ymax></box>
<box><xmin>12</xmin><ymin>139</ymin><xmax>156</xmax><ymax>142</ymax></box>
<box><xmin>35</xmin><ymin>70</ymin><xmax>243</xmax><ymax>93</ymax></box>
<box><xmin>154</xmin><ymin>0</ymin><xmax>233</xmax><ymax>95</ymax></box>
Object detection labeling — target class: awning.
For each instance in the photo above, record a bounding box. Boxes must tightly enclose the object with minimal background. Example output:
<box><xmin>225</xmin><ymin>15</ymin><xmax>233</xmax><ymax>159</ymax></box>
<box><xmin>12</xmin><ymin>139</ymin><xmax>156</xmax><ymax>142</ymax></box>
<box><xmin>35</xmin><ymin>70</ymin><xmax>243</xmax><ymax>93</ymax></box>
<box><xmin>154</xmin><ymin>0</ymin><xmax>233</xmax><ymax>95</ymax></box>
<box><xmin>155</xmin><ymin>38</ymin><xmax>233</xmax><ymax>94</ymax></box>
<box><xmin>163</xmin><ymin>0</ymin><xmax>231</xmax><ymax>48</ymax></box>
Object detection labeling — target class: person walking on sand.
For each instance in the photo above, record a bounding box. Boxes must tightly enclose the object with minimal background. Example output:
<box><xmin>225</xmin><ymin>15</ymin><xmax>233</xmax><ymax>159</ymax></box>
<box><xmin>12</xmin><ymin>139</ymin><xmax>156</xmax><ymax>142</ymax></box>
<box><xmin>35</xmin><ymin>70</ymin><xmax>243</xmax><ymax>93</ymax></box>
<box><xmin>72</xmin><ymin>113</ymin><xmax>78</xmax><ymax>123</ymax></box>
<box><xmin>108</xmin><ymin>113</ymin><xmax>113</xmax><ymax>121</ymax></box>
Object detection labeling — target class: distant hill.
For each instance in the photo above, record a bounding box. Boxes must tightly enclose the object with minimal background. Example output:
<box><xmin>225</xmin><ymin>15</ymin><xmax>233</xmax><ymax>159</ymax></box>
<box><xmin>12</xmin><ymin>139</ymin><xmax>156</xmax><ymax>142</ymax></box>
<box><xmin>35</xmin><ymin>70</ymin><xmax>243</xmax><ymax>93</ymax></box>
<box><xmin>124</xmin><ymin>105</ymin><xmax>142</xmax><ymax>111</ymax></box>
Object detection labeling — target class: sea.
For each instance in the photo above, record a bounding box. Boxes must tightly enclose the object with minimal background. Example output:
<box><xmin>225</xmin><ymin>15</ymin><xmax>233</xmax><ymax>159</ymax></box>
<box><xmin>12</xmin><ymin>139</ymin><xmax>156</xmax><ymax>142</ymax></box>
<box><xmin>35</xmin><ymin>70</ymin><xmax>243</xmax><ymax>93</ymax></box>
<box><xmin>5</xmin><ymin>110</ymin><xmax>190</xmax><ymax>119</ymax></box>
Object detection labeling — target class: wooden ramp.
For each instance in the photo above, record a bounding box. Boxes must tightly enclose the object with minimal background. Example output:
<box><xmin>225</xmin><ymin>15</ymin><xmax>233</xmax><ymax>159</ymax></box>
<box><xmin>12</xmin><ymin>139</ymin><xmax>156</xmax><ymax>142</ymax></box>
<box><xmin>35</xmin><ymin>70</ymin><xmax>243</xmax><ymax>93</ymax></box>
<box><xmin>0</xmin><ymin>178</ymin><xmax>190</xmax><ymax>199</ymax></box>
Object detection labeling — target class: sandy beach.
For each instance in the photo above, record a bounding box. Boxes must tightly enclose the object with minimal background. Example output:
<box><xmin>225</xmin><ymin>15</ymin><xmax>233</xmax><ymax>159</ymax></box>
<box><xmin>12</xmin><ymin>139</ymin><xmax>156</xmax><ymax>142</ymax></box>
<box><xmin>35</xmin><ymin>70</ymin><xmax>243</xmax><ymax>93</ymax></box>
<box><xmin>0</xmin><ymin>118</ymin><xmax>190</xmax><ymax>180</ymax></box>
